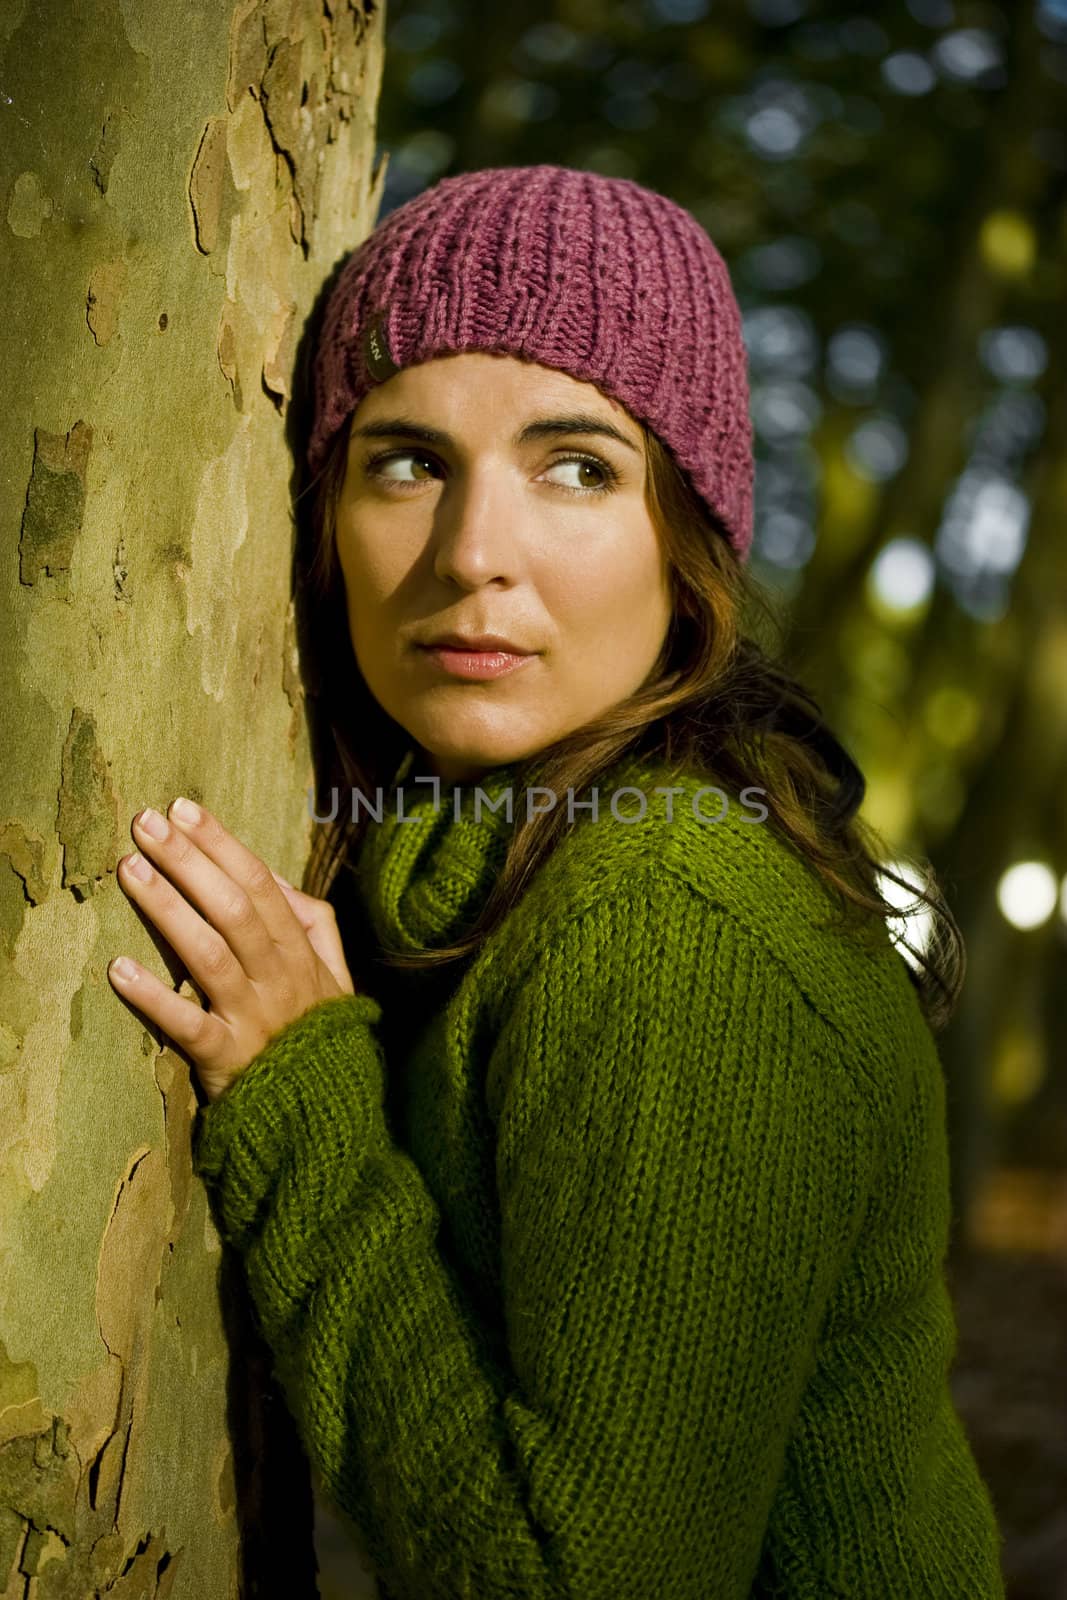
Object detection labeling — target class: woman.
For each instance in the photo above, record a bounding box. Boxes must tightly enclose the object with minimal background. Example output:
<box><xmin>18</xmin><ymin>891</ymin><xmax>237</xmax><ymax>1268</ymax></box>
<box><xmin>108</xmin><ymin>165</ymin><xmax>1006</xmax><ymax>1597</ymax></box>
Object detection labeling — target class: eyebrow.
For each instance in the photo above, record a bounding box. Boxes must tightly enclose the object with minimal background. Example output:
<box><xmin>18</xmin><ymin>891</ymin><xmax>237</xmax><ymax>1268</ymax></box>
<box><xmin>349</xmin><ymin>412</ymin><xmax>643</xmax><ymax>457</ymax></box>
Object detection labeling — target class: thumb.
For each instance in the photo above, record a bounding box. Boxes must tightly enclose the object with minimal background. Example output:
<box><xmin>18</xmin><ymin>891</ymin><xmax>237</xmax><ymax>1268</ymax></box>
<box><xmin>271</xmin><ymin>870</ymin><xmax>355</xmax><ymax>994</ymax></box>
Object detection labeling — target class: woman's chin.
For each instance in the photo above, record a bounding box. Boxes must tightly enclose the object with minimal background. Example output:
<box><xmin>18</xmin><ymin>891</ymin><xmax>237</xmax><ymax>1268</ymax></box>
<box><xmin>412</xmin><ymin>734</ymin><xmax>537</xmax><ymax>784</ymax></box>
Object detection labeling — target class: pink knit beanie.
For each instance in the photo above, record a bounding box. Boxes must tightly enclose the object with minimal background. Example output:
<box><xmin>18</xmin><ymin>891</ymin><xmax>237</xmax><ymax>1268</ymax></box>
<box><xmin>308</xmin><ymin>164</ymin><xmax>754</xmax><ymax>563</ymax></box>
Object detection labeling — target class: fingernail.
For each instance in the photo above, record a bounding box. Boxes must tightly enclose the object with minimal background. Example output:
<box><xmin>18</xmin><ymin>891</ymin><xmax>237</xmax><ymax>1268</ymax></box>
<box><xmin>125</xmin><ymin>852</ymin><xmax>152</xmax><ymax>881</ymax></box>
<box><xmin>137</xmin><ymin>807</ymin><xmax>167</xmax><ymax>839</ymax></box>
<box><xmin>111</xmin><ymin>957</ymin><xmax>137</xmax><ymax>981</ymax></box>
<box><xmin>171</xmin><ymin>796</ymin><xmax>200</xmax><ymax>824</ymax></box>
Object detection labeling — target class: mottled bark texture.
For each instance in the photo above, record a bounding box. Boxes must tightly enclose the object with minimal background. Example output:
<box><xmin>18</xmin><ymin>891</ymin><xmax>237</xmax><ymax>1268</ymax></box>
<box><xmin>1</xmin><ymin>2</ymin><xmax>386</xmax><ymax>1595</ymax></box>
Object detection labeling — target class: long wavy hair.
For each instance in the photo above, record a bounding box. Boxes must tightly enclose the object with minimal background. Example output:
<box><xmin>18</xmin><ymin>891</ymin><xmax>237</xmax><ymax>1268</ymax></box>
<box><xmin>299</xmin><ymin>410</ymin><xmax>964</xmax><ymax>1033</ymax></box>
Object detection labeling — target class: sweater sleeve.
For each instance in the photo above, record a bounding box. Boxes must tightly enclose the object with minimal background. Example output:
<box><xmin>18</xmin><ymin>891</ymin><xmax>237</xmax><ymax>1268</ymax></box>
<box><xmin>191</xmin><ymin>877</ymin><xmax>874</xmax><ymax>1600</ymax></box>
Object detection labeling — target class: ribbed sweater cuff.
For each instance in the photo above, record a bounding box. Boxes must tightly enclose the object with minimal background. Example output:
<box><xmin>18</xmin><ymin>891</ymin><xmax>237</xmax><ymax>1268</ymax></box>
<box><xmin>191</xmin><ymin>991</ymin><xmax>386</xmax><ymax>1254</ymax></box>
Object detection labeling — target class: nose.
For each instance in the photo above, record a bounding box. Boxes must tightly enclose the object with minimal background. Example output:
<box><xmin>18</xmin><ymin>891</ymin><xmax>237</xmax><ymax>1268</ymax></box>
<box><xmin>430</xmin><ymin>461</ymin><xmax>522</xmax><ymax>589</ymax></box>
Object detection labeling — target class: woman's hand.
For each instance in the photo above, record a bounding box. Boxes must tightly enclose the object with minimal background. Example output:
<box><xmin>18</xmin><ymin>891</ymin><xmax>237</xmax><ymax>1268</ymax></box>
<box><xmin>108</xmin><ymin>797</ymin><xmax>354</xmax><ymax>1104</ymax></box>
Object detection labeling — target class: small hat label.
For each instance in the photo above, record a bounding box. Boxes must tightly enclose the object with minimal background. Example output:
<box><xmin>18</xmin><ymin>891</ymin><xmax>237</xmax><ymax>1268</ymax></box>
<box><xmin>363</xmin><ymin>309</ymin><xmax>402</xmax><ymax>381</ymax></box>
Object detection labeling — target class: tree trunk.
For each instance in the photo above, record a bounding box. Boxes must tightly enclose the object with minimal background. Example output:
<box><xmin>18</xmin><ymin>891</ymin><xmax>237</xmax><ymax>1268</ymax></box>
<box><xmin>0</xmin><ymin>3</ymin><xmax>384</xmax><ymax>1595</ymax></box>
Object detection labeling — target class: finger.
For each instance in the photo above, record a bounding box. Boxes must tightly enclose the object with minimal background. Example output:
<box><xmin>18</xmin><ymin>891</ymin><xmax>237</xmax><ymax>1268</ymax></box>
<box><xmin>268</xmin><ymin>872</ymin><xmax>338</xmax><ymax>940</ymax></box>
<box><xmin>117</xmin><ymin>845</ymin><xmax>256</xmax><ymax>1010</ymax></box>
<box><xmin>129</xmin><ymin>806</ymin><xmax>288</xmax><ymax>988</ymax></box>
<box><xmin>164</xmin><ymin>800</ymin><xmax>307</xmax><ymax>954</ymax></box>
<box><xmin>270</xmin><ymin>870</ymin><xmax>314</xmax><ymax>930</ymax></box>
<box><xmin>270</xmin><ymin>874</ymin><xmax>355</xmax><ymax>994</ymax></box>
<box><xmin>107</xmin><ymin>954</ymin><xmax>230</xmax><ymax>1067</ymax></box>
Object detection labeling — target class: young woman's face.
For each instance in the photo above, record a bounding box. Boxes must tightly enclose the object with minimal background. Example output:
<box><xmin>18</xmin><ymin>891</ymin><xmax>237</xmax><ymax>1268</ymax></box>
<box><xmin>333</xmin><ymin>352</ymin><xmax>674</xmax><ymax>783</ymax></box>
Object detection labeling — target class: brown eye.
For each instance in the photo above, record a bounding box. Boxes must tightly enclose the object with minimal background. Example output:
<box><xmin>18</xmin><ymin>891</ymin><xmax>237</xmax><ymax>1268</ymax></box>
<box><xmin>366</xmin><ymin>449</ymin><xmax>441</xmax><ymax>486</ymax></box>
<box><xmin>545</xmin><ymin>453</ymin><xmax>620</xmax><ymax>495</ymax></box>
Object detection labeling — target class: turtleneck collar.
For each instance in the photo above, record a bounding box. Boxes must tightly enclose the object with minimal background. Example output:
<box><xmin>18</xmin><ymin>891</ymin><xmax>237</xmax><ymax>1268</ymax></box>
<box><xmin>355</xmin><ymin>748</ymin><xmax>538</xmax><ymax>955</ymax></box>
<box><xmin>355</xmin><ymin>744</ymin><xmax>659</xmax><ymax>956</ymax></box>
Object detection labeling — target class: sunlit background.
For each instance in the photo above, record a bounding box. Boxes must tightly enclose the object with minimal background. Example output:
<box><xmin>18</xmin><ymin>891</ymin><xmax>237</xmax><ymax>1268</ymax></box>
<box><xmin>315</xmin><ymin>4</ymin><xmax>1067</xmax><ymax>1594</ymax></box>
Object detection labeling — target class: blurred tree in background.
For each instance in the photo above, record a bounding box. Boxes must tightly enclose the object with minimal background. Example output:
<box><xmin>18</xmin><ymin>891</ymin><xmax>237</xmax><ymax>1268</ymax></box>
<box><xmin>340</xmin><ymin>2</ymin><xmax>1067</xmax><ymax>1592</ymax></box>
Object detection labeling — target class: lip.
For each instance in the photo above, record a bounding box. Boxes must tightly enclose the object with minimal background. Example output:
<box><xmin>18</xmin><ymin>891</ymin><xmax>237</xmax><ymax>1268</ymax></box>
<box><xmin>419</xmin><ymin>632</ymin><xmax>534</xmax><ymax>654</ymax></box>
<box><xmin>419</xmin><ymin>645</ymin><xmax>537</xmax><ymax>681</ymax></box>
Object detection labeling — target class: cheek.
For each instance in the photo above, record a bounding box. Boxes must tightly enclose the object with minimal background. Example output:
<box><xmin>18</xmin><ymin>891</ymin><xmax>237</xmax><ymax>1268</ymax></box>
<box><xmin>335</xmin><ymin>523</ymin><xmax>398</xmax><ymax>613</ymax></box>
<box><xmin>549</xmin><ymin>536</ymin><xmax>665</xmax><ymax>625</ymax></box>
<box><xmin>334</xmin><ymin>554</ymin><xmax>385</xmax><ymax>666</ymax></box>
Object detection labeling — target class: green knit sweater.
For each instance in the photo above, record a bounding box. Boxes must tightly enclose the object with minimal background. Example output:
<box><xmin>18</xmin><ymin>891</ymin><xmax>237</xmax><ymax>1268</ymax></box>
<box><xmin>192</xmin><ymin>746</ymin><xmax>1006</xmax><ymax>1599</ymax></box>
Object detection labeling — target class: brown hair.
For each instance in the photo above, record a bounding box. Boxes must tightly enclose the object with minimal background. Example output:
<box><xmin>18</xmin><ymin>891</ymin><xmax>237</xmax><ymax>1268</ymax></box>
<box><xmin>299</xmin><ymin>414</ymin><xmax>964</xmax><ymax>1032</ymax></box>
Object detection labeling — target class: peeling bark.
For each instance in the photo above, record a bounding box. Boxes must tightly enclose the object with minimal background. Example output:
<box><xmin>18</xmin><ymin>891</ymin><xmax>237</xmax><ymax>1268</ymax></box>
<box><xmin>18</xmin><ymin>423</ymin><xmax>93</xmax><ymax>590</ymax></box>
<box><xmin>1</xmin><ymin>1</ymin><xmax>385</xmax><ymax>1594</ymax></box>
<box><xmin>86</xmin><ymin>262</ymin><xmax>129</xmax><ymax>348</ymax></box>
<box><xmin>56</xmin><ymin>709</ymin><xmax>122</xmax><ymax>901</ymax></box>
<box><xmin>189</xmin><ymin>119</ymin><xmax>231</xmax><ymax>255</ymax></box>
